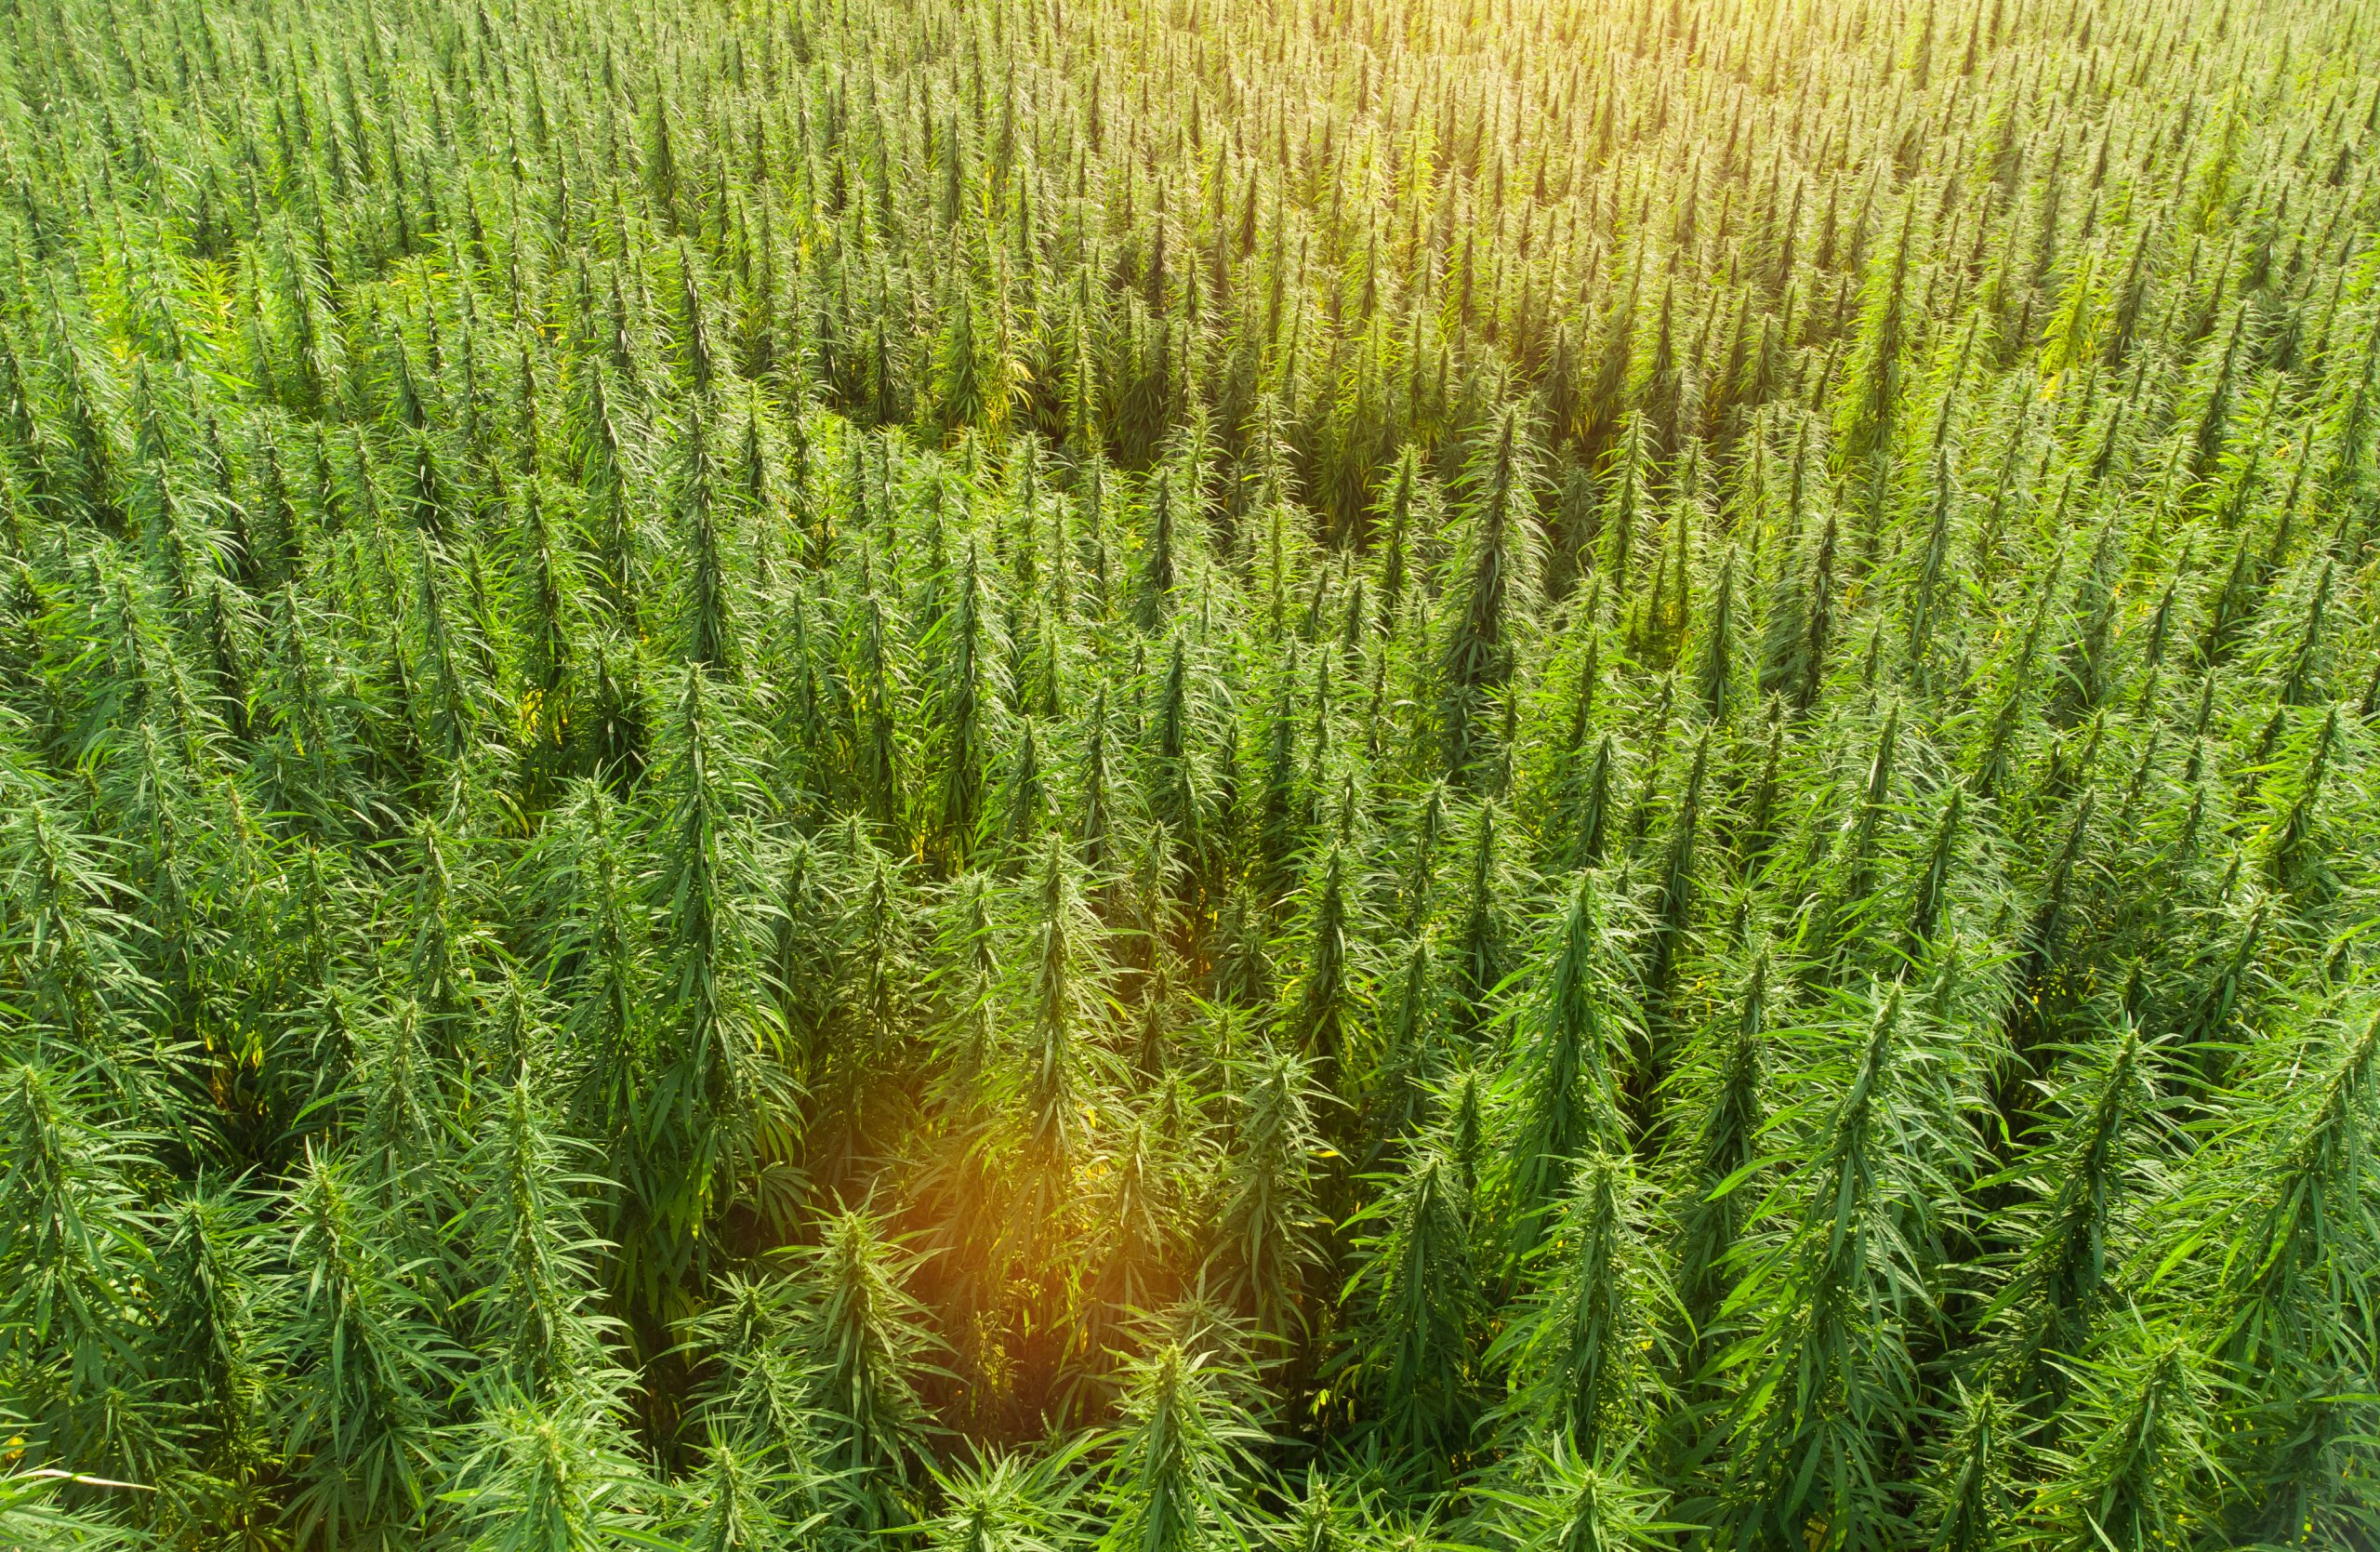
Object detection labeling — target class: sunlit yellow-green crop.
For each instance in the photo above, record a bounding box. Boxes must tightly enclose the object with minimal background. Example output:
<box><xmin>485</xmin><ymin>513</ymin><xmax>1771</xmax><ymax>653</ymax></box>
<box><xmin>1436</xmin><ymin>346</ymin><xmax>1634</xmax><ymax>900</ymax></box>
<box><xmin>1</xmin><ymin>0</ymin><xmax>2376</xmax><ymax>1545</ymax></box>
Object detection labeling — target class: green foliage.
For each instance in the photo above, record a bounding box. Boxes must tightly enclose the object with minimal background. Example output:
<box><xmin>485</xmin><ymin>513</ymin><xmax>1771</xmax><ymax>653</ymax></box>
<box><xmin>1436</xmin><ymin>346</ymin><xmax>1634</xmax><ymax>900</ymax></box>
<box><xmin>3</xmin><ymin>0</ymin><xmax>2379</xmax><ymax>1545</ymax></box>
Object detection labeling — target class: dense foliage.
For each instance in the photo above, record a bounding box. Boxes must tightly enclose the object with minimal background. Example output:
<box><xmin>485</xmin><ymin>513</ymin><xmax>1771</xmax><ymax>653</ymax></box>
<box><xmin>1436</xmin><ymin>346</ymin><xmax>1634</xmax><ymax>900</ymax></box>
<box><xmin>2</xmin><ymin>0</ymin><xmax>2378</xmax><ymax>1545</ymax></box>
